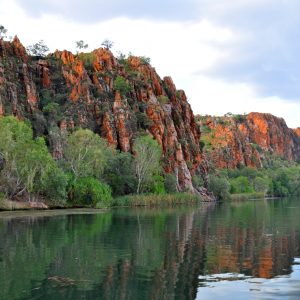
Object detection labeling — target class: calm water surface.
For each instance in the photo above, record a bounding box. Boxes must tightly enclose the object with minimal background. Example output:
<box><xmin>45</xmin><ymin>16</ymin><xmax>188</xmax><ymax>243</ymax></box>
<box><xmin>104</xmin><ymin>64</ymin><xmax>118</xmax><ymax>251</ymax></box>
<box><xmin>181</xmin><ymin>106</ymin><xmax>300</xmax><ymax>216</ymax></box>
<box><xmin>0</xmin><ymin>198</ymin><xmax>299</xmax><ymax>300</ymax></box>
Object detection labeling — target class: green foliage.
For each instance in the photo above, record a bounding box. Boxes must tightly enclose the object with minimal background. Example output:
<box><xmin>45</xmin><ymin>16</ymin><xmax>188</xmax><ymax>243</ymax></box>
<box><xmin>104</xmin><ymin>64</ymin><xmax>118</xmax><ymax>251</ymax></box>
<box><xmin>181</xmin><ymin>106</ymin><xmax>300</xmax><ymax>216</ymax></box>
<box><xmin>79</xmin><ymin>52</ymin><xmax>95</xmax><ymax>70</ymax></box>
<box><xmin>75</xmin><ymin>40</ymin><xmax>88</xmax><ymax>50</ymax></box>
<box><xmin>230</xmin><ymin>192</ymin><xmax>265</xmax><ymax>200</ymax></box>
<box><xmin>192</xmin><ymin>175</ymin><xmax>204</xmax><ymax>189</ymax></box>
<box><xmin>226</xmin><ymin>165</ymin><xmax>300</xmax><ymax>197</ymax></box>
<box><xmin>157</xmin><ymin>95</ymin><xmax>169</xmax><ymax>105</ymax></box>
<box><xmin>233</xmin><ymin>114</ymin><xmax>246</xmax><ymax>123</ymax></box>
<box><xmin>116</xmin><ymin>51</ymin><xmax>127</xmax><ymax>62</ymax></box>
<box><xmin>26</xmin><ymin>40</ymin><xmax>49</xmax><ymax>57</ymax></box>
<box><xmin>230</xmin><ymin>176</ymin><xmax>254</xmax><ymax>194</ymax></box>
<box><xmin>164</xmin><ymin>174</ymin><xmax>178</xmax><ymax>193</ymax></box>
<box><xmin>136</xmin><ymin>111</ymin><xmax>153</xmax><ymax>129</ymax></box>
<box><xmin>113</xmin><ymin>193</ymin><xmax>198</xmax><ymax>207</ymax></box>
<box><xmin>151</xmin><ymin>175</ymin><xmax>166</xmax><ymax>194</ymax></box>
<box><xmin>101</xmin><ymin>39</ymin><xmax>113</xmax><ymax>49</ymax></box>
<box><xmin>133</xmin><ymin>135</ymin><xmax>162</xmax><ymax>194</ymax></box>
<box><xmin>41</xmin><ymin>167</ymin><xmax>68</xmax><ymax>205</ymax></box>
<box><xmin>139</xmin><ymin>56</ymin><xmax>151</xmax><ymax>65</ymax></box>
<box><xmin>63</xmin><ymin>129</ymin><xmax>112</xmax><ymax>180</ymax></box>
<box><xmin>208</xmin><ymin>176</ymin><xmax>230</xmax><ymax>200</ymax></box>
<box><xmin>103</xmin><ymin>151</ymin><xmax>136</xmax><ymax>196</ymax></box>
<box><xmin>0</xmin><ymin>24</ymin><xmax>8</xmax><ymax>39</ymax></box>
<box><xmin>113</xmin><ymin>75</ymin><xmax>130</xmax><ymax>96</ymax></box>
<box><xmin>42</xmin><ymin>102</ymin><xmax>59</xmax><ymax>114</ymax></box>
<box><xmin>70</xmin><ymin>177</ymin><xmax>112</xmax><ymax>207</ymax></box>
<box><xmin>199</xmin><ymin>140</ymin><xmax>206</xmax><ymax>150</ymax></box>
<box><xmin>0</xmin><ymin>116</ymin><xmax>67</xmax><ymax>203</ymax></box>
<box><xmin>253</xmin><ymin>177</ymin><xmax>269</xmax><ymax>194</ymax></box>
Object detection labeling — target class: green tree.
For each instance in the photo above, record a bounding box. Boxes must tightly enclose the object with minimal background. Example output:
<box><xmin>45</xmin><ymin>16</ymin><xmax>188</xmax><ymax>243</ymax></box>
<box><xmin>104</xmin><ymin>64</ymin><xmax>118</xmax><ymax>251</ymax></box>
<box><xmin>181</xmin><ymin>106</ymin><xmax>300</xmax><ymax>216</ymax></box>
<box><xmin>71</xmin><ymin>177</ymin><xmax>112</xmax><ymax>207</ymax></box>
<box><xmin>230</xmin><ymin>176</ymin><xmax>254</xmax><ymax>194</ymax></box>
<box><xmin>164</xmin><ymin>174</ymin><xmax>178</xmax><ymax>193</ymax></box>
<box><xmin>75</xmin><ymin>40</ymin><xmax>88</xmax><ymax>51</ymax></box>
<box><xmin>192</xmin><ymin>175</ymin><xmax>204</xmax><ymax>189</ymax></box>
<box><xmin>103</xmin><ymin>151</ymin><xmax>136</xmax><ymax>196</ymax></box>
<box><xmin>151</xmin><ymin>175</ymin><xmax>165</xmax><ymax>194</ymax></box>
<box><xmin>133</xmin><ymin>135</ymin><xmax>162</xmax><ymax>194</ymax></box>
<box><xmin>208</xmin><ymin>176</ymin><xmax>230</xmax><ymax>200</ymax></box>
<box><xmin>114</xmin><ymin>75</ymin><xmax>130</xmax><ymax>96</ymax></box>
<box><xmin>101</xmin><ymin>39</ymin><xmax>113</xmax><ymax>50</ymax></box>
<box><xmin>26</xmin><ymin>40</ymin><xmax>49</xmax><ymax>57</ymax></box>
<box><xmin>0</xmin><ymin>116</ymin><xmax>67</xmax><ymax>203</ymax></box>
<box><xmin>63</xmin><ymin>129</ymin><xmax>112</xmax><ymax>180</ymax></box>
<box><xmin>41</xmin><ymin>167</ymin><xmax>68</xmax><ymax>204</ymax></box>
<box><xmin>253</xmin><ymin>177</ymin><xmax>269</xmax><ymax>194</ymax></box>
<box><xmin>0</xmin><ymin>25</ymin><xmax>7</xmax><ymax>39</ymax></box>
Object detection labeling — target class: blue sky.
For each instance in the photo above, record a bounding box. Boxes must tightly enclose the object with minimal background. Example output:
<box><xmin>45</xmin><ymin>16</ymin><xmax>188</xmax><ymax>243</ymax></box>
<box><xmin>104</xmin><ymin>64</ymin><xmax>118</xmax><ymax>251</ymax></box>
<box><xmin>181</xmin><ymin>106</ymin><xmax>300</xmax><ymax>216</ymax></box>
<box><xmin>1</xmin><ymin>0</ymin><xmax>299</xmax><ymax>127</ymax></box>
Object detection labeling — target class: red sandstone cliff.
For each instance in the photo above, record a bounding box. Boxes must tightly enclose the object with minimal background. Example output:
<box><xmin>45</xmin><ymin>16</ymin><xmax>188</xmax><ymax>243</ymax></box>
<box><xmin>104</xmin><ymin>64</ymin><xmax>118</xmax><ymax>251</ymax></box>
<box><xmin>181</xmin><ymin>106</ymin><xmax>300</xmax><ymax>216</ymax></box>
<box><xmin>0</xmin><ymin>37</ymin><xmax>203</xmax><ymax>191</ymax></box>
<box><xmin>197</xmin><ymin>112</ymin><xmax>300</xmax><ymax>169</ymax></box>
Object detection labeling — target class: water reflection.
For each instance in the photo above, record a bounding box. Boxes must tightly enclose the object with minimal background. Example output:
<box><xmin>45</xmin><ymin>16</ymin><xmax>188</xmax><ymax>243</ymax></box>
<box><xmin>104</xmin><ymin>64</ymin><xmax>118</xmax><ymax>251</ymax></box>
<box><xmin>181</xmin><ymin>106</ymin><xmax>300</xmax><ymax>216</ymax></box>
<box><xmin>0</xmin><ymin>199</ymin><xmax>299</xmax><ymax>299</ymax></box>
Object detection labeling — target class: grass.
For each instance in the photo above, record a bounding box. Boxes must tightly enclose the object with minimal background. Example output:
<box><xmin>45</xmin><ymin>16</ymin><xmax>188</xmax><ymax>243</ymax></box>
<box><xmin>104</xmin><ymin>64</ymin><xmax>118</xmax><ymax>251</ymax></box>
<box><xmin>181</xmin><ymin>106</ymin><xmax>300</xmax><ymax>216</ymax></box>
<box><xmin>112</xmin><ymin>193</ymin><xmax>200</xmax><ymax>207</ymax></box>
<box><xmin>230</xmin><ymin>192</ymin><xmax>265</xmax><ymax>201</ymax></box>
<box><xmin>0</xmin><ymin>193</ymin><xmax>202</xmax><ymax>211</ymax></box>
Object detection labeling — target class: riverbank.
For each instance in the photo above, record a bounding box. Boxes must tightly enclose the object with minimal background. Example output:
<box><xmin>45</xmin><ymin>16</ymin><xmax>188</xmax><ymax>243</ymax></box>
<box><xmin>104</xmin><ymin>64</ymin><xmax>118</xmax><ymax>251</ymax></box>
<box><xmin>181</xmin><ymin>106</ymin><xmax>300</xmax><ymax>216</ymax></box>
<box><xmin>0</xmin><ymin>193</ymin><xmax>202</xmax><ymax>211</ymax></box>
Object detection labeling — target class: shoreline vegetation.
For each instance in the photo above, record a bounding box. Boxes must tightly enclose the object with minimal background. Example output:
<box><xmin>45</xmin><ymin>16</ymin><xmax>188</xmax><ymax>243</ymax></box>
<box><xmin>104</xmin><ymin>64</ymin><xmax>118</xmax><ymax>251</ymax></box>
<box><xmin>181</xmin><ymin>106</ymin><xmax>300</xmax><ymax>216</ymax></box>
<box><xmin>0</xmin><ymin>193</ymin><xmax>291</xmax><ymax>212</ymax></box>
<box><xmin>0</xmin><ymin>193</ymin><xmax>200</xmax><ymax>211</ymax></box>
<box><xmin>0</xmin><ymin>116</ymin><xmax>299</xmax><ymax>212</ymax></box>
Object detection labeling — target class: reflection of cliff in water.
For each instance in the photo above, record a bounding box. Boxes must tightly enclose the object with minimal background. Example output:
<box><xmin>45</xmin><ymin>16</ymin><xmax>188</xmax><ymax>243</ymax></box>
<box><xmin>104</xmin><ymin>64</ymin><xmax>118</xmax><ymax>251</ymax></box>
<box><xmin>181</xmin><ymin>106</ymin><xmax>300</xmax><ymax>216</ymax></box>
<box><xmin>97</xmin><ymin>200</ymin><xmax>300</xmax><ymax>299</ymax></box>
<box><xmin>0</xmin><ymin>199</ymin><xmax>299</xmax><ymax>300</ymax></box>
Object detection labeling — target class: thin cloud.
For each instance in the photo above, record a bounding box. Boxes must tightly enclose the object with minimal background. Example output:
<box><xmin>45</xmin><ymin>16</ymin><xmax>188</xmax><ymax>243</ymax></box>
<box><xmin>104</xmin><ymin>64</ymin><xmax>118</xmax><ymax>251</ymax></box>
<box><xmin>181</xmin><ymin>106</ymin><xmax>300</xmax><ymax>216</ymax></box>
<box><xmin>14</xmin><ymin>0</ymin><xmax>200</xmax><ymax>22</ymax></box>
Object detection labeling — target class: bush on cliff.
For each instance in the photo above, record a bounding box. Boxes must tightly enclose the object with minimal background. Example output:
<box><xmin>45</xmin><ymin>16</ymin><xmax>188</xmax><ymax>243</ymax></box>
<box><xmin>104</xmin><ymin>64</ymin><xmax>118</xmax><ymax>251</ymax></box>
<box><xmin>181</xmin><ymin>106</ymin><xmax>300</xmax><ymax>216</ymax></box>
<box><xmin>114</xmin><ymin>75</ymin><xmax>130</xmax><ymax>96</ymax></box>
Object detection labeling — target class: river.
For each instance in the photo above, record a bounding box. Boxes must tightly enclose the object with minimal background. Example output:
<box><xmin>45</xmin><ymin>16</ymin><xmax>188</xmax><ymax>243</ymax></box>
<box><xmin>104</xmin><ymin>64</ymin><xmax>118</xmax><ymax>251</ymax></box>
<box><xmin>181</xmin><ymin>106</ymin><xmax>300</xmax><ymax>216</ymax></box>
<box><xmin>0</xmin><ymin>198</ymin><xmax>299</xmax><ymax>299</ymax></box>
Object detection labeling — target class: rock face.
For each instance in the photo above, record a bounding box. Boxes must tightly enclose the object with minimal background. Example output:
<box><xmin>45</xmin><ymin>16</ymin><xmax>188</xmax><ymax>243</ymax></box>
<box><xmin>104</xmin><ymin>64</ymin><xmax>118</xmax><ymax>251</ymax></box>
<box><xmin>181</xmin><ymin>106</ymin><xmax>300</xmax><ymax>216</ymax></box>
<box><xmin>0</xmin><ymin>37</ymin><xmax>203</xmax><ymax>191</ymax></box>
<box><xmin>196</xmin><ymin>112</ymin><xmax>300</xmax><ymax>168</ymax></box>
<box><xmin>197</xmin><ymin>113</ymin><xmax>300</xmax><ymax>169</ymax></box>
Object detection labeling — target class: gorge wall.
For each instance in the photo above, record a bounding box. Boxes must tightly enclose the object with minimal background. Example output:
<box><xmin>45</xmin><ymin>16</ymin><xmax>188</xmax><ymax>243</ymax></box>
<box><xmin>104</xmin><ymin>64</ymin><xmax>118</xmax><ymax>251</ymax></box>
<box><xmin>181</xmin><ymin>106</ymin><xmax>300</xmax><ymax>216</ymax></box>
<box><xmin>0</xmin><ymin>37</ymin><xmax>204</xmax><ymax>191</ymax></box>
<box><xmin>197</xmin><ymin>112</ymin><xmax>300</xmax><ymax>169</ymax></box>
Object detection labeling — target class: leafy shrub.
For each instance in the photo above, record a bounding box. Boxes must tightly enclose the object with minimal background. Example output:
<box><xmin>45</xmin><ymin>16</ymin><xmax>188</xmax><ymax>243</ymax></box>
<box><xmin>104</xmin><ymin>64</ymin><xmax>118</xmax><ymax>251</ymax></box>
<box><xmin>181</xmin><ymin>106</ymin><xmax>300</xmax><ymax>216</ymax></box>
<box><xmin>208</xmin><ymin>176</ymin><xmax>230</xmax><ymax>200</ymax></box>
<box><xmin>0</xmin><ymin>116</ymin><xmax>67</xmax><ymax>202</ymax></box>
<box><xmin>64</xmin><ymin>129</ymin><xmax>112</xmax><ymax>180</ymax></box>
<box><xmin>113</xmin><ymin>75</ymin><xmax>130</xmax><ymax>96</ymax></box>
<box><xmin>71</xmin><ymin>177</ymin><xmax>112</xmax><ymax>207</ymax></box>
<box><xmin>164</xmin><ymin>174</ymin><xmax>178</xmax><ymax>193</ymax></box>
<box><xmin>192</xmin><ymin>175</ymin><xmax>204</xmax><ymax>189</ymax></box>
<box><xmin>230</xmin><ymin>176</ymin><xmax>254</xmax><ymax>194</ymax></box>
<box><xmin>103</xmin><ymin>151</ymin><xmax>136</xmax><ymax>196</ymax></box>
<box><xmin>157</xmin><ymin>95</ymin><xmax>169</xmax><ymax>105</ymax></box>
<box><xmin>42</xmin><ymin>168</ymin><xmax>68</xmax><ymax>205</ymax></box>
<box><xmin>151</xmin><ymin>175</ymin><xmax>166</xmax><ymax>194</ymax></box>
<box><xmin>139</xmin><ymin>56</ymin><xmax>151</xmax><ymax>64</ymax></box>
<box><xmin>253</xmin><ymin>177</ymin><xmax>269</xmax><ymax>194</ymax></box>
<box><xmin>136</xmin><ymin>112</ymin><xmax>153</xmax><ymax>129</ymax></box>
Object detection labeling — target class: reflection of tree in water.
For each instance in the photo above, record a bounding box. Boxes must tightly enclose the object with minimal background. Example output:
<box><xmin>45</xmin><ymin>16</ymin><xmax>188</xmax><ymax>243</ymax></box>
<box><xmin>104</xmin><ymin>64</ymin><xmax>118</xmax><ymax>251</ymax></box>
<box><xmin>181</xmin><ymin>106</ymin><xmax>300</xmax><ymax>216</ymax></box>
<box><xmin>0</xmin><ymin>199</ymin><xmax>300</xmax><ymax>300</ymax></box>
<box><xmin>97</xmin><ymin>201</ymin><xmax>300</xmax><ymax>299</ymax></box>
